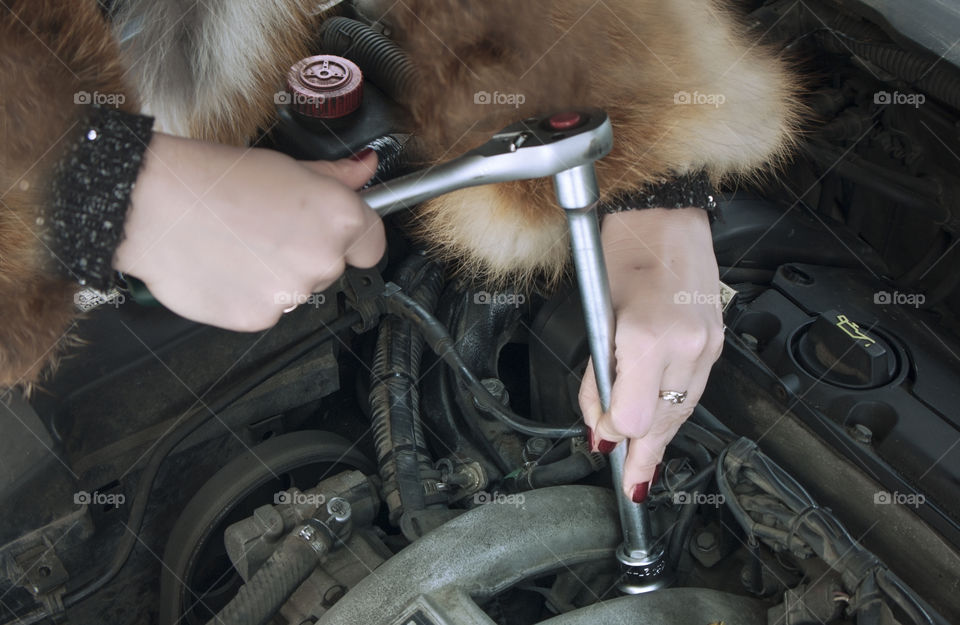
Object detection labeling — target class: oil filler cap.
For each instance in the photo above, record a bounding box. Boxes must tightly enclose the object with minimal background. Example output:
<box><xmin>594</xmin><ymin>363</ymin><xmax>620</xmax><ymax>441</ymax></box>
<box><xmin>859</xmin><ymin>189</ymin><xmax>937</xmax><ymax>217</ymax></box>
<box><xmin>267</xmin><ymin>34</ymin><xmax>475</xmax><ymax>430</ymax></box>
<box><xmin>287</xmin><ymin>54</ymin><xmax>363</xmax><ymax>119</ymax></box>
<box><xmin>795</xmin><ymin>310</ymin><xmax>897</xmax><ymax>388</ymax></box>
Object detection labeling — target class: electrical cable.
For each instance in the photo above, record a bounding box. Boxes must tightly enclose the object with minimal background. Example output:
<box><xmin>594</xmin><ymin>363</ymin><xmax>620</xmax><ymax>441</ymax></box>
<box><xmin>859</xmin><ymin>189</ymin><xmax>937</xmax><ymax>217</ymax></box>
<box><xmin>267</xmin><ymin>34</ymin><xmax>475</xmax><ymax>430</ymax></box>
<box><xmin>876</xmin><ymin>570</ymin><xmax>936</xmax><ymax>625</ymax></box>
<box><xmin>718</xmin><ymin>438</ymin><xmax>946</xmax><ymax>625</ymax></box>
<box><xmin>385</xmin><ymin>288</ymin><xmax>587</xmax><ymax>439</ymax></box>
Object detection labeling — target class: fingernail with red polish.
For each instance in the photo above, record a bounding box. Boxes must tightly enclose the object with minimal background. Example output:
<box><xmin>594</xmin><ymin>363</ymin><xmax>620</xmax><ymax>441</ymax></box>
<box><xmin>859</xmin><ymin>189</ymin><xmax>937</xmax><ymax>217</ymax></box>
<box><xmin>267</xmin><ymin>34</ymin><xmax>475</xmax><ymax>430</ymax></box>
<box><xmin>597</xmin><ymin>439</ymin><xmax>617</xmax><ymax>454</ymax></box>
<box><xmin>652</xmin><ymin>463</ymin><xmax>663</xmax><ymax>485</ymax></box>
<box><xmin>587</xmin><ymin>427</ymin><xmax>615</xmax><ymax>454</ymax></box>
<box><xmin>632</xmin><ymin>482</ymin><xmax>650</xmax><ymax>504</ymax></box>
<box><xmin>350</xmin><ymin>147</ymin><xmax>375</xmax><ymax>161</ymax></box>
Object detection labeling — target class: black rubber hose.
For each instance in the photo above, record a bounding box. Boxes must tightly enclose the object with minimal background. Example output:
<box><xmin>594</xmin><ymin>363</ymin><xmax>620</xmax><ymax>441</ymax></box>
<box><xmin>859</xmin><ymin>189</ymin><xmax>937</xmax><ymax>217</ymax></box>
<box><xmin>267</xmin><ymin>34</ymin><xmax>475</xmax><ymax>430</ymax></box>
<box><xmin>319</xmin><ymin>17</ymin><xmax>418</xmax><ymax>103</ymax></box>
<box><xmin>369</xmin><ymin>257</ymin><xmax>444</xmax><ymax>522</ymax></box>
<box><xmin>815</xmin><ymin>29</ymin><xmax>960</xmax><ymax>111</ymax></box>
<box><xmin>10</xmin><ymin>313</ymin><xmax>361</xmax><ymax>625</ymax></box>
<box><xmin>792</xmin><ymin>3</ymin><xmax>960</xmax><ymax>111</ymax></box>
<box><xmin>385</xmin><ymin>289</ymin><xmax>587</xmax><ymax>439</ymax></box>
<box><xmin>433</xmin><ymin>339</ymin><xmax>514</xmax><ymax>476</ymax></box>
<box><xmin>680</xmin><ymin>413</ymin><xmax>733</xmax><ymax>453</ymax></box>
<box><xmin>535</xmin><ymin>440</ymin><xmax>576</xmax><ymax>466</ymax></box>
<box><xmin>525</xmin><ymin>452</ymin><xmax>597</xmax><ymax>489</ymax></box>
<box><xmin>205</xmin><ymin>532</ymin><xmax>321</xmax><ymax>625</ymax></box>
<box><xmin>364</xmin><ymin>134</ymin><xmax>410</xmax><ymax>187</ymax></box>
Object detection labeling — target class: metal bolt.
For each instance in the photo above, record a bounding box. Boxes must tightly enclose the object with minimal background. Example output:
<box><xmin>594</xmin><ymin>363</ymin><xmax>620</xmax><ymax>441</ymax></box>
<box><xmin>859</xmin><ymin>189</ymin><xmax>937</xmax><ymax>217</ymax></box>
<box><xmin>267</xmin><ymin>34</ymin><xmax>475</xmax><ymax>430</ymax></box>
<box><xmin>297</xmin><ymin>523</ymin><xmax>330</xmax><ymax>554</ymax></box>
<box><xmin>524</xmin><ymin>437</ymin><xmax>550</xmax><ymax>460</ymax></box>
<box><xmin>322</xmin><ymin>584</ymin><xmax>347</xmax><ymax>608</ymax></box>
<box><xmin>326</xmin><ymin>497</ymin><xmax>352</xmax><ymax>523</ymax></box>
<box><xmin>739</xmin><ymin>333</ymin><xmax>759</xmax><ymax>351</ymax></box>
<box><xmin>851</xmin><ymin>424</ymin><xmax>873</xmax><ymax>444</ymax></box>
<box><xmin>479</xmin><ymin>378</ymin><xmax>510</xmax><ymax>406</ymax></box>
<box><xmin>695</xmin><ymin>531</ymin><xmax>717</xmax><ymax>552</ymax></box>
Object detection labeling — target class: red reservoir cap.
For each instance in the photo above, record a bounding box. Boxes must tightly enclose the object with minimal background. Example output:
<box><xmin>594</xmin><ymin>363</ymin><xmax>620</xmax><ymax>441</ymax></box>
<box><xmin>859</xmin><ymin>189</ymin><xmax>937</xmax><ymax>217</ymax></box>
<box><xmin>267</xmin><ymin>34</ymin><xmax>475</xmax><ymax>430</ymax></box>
<box><xmin>287</xmin><ymin>55</ymin><xmax>363</xmax><ymax>119</ymax></box>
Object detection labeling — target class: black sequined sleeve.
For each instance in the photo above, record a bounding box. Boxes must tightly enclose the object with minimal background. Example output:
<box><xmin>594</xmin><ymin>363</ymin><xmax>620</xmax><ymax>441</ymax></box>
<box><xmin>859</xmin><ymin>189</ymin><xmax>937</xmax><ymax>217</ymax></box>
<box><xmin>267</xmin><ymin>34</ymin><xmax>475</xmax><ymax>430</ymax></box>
<box><xmin>600</xmin><ymin>171</ymin><xmax>720</xmax><ymax>222</ymax></box>
<box><xmin>45</xmin><ymin>105</ymin><xmax>154</xmax><ymax>289</ymax></box>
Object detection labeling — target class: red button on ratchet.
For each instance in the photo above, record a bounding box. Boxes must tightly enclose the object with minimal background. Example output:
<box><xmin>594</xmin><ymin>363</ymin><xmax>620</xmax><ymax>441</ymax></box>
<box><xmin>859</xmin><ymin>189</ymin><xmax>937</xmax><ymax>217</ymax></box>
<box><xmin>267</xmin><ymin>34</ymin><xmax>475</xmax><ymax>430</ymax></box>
<box><xmin>547</xmin><ymin>112</ymin><xmax>584</xmax><ymax>130</ymax></box>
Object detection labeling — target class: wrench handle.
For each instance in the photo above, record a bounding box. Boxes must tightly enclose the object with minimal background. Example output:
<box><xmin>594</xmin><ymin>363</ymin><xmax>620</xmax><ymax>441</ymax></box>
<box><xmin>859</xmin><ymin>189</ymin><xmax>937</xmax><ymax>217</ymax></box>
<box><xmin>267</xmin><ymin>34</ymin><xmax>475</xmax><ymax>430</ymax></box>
<box><xmin>556</xmin><ymin>167</ymin><xmax>660</xmax><ymax>568</ymax></box>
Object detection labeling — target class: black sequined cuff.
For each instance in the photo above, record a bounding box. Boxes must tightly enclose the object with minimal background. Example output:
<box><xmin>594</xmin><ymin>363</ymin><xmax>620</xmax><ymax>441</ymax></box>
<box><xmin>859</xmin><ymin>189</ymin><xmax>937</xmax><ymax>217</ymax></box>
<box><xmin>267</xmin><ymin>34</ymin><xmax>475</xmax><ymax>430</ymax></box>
<box><xmin>46</xmin><ymin>106</ymin><xmax>154</xmax><ymax>289</ymax></box>
<box><xmin>600</xmin><ymin>171</ymin><xmax>719</xmax><ymax>221</ymax></box>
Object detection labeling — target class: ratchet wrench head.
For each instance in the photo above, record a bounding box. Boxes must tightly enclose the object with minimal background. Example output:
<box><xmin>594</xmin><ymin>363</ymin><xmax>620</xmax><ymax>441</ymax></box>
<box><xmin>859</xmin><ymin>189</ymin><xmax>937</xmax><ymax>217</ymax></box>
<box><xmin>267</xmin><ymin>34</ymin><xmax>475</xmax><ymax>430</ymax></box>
<box><xmin>361</xmin><ymin>109</ymin><xmax>612</xmax><ymax>216</ymax></box>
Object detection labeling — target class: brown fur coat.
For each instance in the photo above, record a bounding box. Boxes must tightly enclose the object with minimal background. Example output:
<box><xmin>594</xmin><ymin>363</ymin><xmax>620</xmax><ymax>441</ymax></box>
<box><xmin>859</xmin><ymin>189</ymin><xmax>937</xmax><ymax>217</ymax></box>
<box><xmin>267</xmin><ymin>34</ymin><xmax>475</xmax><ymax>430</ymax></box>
<box><xmin>0</xmin><ymin>0</ymin><xmax>800</xmax><ymax>388</ymax></box>
<box><xmin>1</xmin><ymin>0</ymin><xmax>132</xmax><ymax>388</ymax></box>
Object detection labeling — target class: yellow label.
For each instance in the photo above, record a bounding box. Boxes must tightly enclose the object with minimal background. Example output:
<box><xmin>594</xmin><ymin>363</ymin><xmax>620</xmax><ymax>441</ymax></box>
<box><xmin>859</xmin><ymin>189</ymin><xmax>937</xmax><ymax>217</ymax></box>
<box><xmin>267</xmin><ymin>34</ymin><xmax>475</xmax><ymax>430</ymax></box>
<box><xmin>836</xmin><ymin>314</ymin><xmax>876</xmax><ymax>347</ymax></box>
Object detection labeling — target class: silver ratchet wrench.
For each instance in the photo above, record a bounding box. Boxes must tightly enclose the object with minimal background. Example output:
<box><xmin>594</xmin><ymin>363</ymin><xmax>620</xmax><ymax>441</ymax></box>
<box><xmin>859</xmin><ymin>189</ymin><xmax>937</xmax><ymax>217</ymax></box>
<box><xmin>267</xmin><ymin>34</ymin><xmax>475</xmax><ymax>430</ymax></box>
<box><xmin>362</xmin><ymin>109</ymin><xmax>670</xmax><ymax>592</ymax></box>
<box><xmin>361</xmin><ymin>110</ymin><xmax>612</xmax><ymax>215</ymax></box>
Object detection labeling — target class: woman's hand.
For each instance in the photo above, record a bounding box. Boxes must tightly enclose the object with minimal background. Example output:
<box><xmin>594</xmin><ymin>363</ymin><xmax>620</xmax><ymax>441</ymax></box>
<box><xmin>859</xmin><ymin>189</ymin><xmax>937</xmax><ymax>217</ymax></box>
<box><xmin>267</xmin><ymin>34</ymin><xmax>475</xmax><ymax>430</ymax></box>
<box><xmin>115</xmin><ymin>133</ymin><xmax>385</xmax><ymax>331</ymax></box>
<box><xmin>578</xmin><ymin>207</ymin><xmax>724</xmax><ymax>502</ymax></box>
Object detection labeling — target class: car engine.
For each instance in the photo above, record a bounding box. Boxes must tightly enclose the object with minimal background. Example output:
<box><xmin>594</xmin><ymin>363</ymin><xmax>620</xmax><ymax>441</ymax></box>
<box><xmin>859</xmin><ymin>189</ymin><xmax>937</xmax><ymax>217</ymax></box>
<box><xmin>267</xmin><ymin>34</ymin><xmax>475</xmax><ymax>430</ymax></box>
<box><xmin>1</xmin><ymin>1</ymin><xmax>958</xmax><ymax>624</ymax></box>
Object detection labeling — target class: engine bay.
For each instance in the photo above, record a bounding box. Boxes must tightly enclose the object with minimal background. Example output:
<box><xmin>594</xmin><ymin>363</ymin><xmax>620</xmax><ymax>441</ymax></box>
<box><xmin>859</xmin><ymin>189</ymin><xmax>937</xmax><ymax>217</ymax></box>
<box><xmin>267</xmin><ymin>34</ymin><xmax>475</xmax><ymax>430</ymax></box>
<box><xmin>2</xmin><ymin>1</ymin><xmax>960</xmax><ymax>623</ymax></box>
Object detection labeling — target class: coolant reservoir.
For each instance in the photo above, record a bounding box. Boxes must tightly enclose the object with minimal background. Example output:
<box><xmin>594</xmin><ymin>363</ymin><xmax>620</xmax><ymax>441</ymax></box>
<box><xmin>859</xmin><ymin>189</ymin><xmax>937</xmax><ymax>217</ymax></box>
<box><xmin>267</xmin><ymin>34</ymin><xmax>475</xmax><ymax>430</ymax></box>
<box><xmin>286</xmin><ymin>55</ymin><xmax>364</xmax><ymax>121</ymax></box>
<box><xmin>274</xmin><ymin>53</ymin><xmax>398</xmax><ymax>160</ymax></box>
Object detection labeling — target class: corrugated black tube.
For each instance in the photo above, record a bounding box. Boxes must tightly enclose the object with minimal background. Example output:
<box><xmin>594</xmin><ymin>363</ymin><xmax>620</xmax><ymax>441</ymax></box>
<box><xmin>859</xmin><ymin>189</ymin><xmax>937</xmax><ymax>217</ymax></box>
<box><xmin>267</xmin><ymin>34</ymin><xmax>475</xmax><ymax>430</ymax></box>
<box><xmin>369</xmin><ymin>256</ymin><xmax>444</xmax><ymax>523</ymax></box>
<box><xmin>319</xmin><ymin>17</ymin><xmax>418</xmax><ymax>103</ymax></box>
